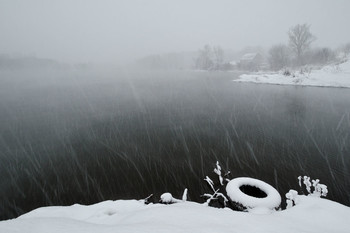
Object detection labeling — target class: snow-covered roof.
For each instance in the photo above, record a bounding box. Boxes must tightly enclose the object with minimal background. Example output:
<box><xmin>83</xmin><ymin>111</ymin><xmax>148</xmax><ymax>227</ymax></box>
<box><xmin>240</xmin><ymin>53</ymin><xmax>259</xmax><ymax>61</ymax></box>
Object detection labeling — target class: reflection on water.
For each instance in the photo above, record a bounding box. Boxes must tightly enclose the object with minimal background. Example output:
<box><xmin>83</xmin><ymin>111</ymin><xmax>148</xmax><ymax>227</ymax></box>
<box><xmin>0</xmin><ymin>70</ymin><xmax>349</xmax><ymax>220</ymax></box>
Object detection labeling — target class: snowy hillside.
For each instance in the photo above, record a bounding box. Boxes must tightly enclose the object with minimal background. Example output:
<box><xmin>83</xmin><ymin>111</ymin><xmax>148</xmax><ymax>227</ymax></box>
<box><xmin>234</xmin><ymin>59</ymin><xmax>350</xmax><ymax>88</ymax></box>
<box><xmin>1</xmin><ymin>195</ymin><xmax>350</xmax><ymax>233</ymax></box>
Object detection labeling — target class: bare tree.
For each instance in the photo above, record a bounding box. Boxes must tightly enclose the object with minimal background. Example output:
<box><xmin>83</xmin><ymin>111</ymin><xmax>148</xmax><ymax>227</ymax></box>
<box><xmin>288</xmin><ymin>24</ymin><xmax>316</xmax><ymax>65</ymax></box>
<box><xmin>269</xmin><ymin>44</ymin><xmax>290</xmax><ymax>70</ymax></box>
<box><xmin>212</xmin><ymin>46</ymin><xmax>224</xmax><ymax>69</ymax></box>
<box><xmin>195</xmin><ymin>45</ymin><xmax>213</xmax><ymax>70</ymax></box>
<box><xmin>342</xmin><ymin>43</ymin><xmax>350</xmax><ymax>56</ymax></box>
<box><xmin>302</xmin><ymin>47</ymin><xmax>336</xmax><ymax>65</ymax></box>
<box><xmin>310</xmin><ymin>47</ymin><xmax>335</xmax><ymax>65</ymax></box>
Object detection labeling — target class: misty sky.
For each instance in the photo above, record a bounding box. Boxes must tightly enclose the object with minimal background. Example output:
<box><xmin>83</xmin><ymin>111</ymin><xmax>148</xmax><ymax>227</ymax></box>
<box><xmin>1</xmin><ymin>0</ymin><xmax>350</xmax><ymax>63</ymax></box>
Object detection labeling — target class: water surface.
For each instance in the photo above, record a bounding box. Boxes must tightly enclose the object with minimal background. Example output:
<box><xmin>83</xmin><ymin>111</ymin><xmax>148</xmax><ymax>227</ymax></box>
<box><xmin>0</xmin><ymin>70</ymin><xmax>349</xmax><ymax>220</ymax></box>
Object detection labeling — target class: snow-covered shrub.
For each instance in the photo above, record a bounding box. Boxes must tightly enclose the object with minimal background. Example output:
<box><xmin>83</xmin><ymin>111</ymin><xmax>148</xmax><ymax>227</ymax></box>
<box><xmin>202</xmin><ymin>161</ymin><xmax>231</xmax><ymax>208</ymax></box>
<box><xmin>285</xmin><ymin>189</ymin><xmax>299</xmax><ymax>209</ymax></box>
<box><xmin>202</xmin><ymin>176</ymin><xmax>228</xmax><ymax>207</ymax></box>
<box><xmin>286</xmin><ymin>176</ymin><xmax>328</xmax><ymax>208</ymax></box>
<box><xmin>311</xmin><ymin>180</ymin><xmax>328</xmax><ymax>197</ymax></box>
<box><xmin>282</xmin><ymin>68</ymin><xmax>297</xmax><ymax>77</ymax></box>
<box><xmin>298</xmin><ymin>176</ymin><xmax>328</xmax><ymax>197</ymax></box>
<box><xmin>283</xmin><ymin>69</ymin><xmax>291</xmax><ymax>76</ymax></box>
<box><xmin>299</xmin><ymin>66</ymin><xmax>312</xmax><ymax>76</ymax></box>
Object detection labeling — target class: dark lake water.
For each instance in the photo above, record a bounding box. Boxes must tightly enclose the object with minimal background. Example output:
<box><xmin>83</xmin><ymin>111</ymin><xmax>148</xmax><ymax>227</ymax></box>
<box><xmin>0</xmin><ymin>69</ymin><xmax>349</xmax><ymax>220</ymax></box>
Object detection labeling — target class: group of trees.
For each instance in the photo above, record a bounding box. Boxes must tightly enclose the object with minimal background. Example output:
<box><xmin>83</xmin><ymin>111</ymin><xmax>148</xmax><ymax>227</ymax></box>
<box><xmin>195</xmin><ymin>45</ymin><xmax>225</xmax><ymax>70</ymax></box>
<box><xmin>269</xmin><ymin>24</ymin><xmax>349</xmax><ymax>71</ymax></box>
<box><xmin>195</xmin><ymin>24</ymin><xmax>350</xmax><ymax>71</ymax></box>
<box><xmin>269</xmin><ymin>24</ymin><xmax>317</xmax><ymax>70</ymax></box>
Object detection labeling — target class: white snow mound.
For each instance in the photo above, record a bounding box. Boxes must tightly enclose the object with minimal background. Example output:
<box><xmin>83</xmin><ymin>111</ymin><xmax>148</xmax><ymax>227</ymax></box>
<box><xmin>160</xmin><ymin>193</ymin><xmax>174</xmax><ymax>203</ymax></box>
<box><xmin>1</xmin><ymin>197</ymin><xmax>350</xmax><ymax>233</ymax></box>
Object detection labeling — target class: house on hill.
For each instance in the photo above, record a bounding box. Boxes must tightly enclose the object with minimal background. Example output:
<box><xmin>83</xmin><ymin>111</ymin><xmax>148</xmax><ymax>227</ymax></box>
<box><xmin>238</xmin><ymin>53</ymin><xmax>264</xmax><ymax>71</ymax></box>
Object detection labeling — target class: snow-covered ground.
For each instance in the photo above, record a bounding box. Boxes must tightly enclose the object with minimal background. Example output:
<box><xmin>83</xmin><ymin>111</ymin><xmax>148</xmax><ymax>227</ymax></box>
<box><xmin>234</xmin><ymin>59</ymin><xmax>350</xmax><ymax>88</ymax></box>
<box><xmin>1</xmin><ymin>195</ymin><xmax>349</xmax><ymax>233</ymax></box>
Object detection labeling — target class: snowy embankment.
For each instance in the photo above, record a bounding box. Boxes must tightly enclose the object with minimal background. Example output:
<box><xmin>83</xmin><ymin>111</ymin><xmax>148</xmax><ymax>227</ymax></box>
<box><xmin>1</xmin><ymin>196</ymin><xmax>350</xmax><ymax>233</ymax></box>
<box><xmin>234</xmin><ymin>59</ymin><xmax>350</xmax><ymax>88</ymax></box>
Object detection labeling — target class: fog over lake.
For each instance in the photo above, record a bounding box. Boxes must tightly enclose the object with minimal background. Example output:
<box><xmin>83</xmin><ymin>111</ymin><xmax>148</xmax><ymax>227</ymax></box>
<box><xmin>1</xmin><ymin>0</ymin><xmax>350</xmax><ymax>63</ymax></box>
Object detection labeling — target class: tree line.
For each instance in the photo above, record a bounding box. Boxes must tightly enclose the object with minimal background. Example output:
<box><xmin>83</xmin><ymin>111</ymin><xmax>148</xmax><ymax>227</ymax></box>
<box><xmin>195</xmin><ymin>24</ymin><xmax>350</xmax><ymax>71</ymax></box>
<box><xmin>268</xmin><ymin>23</ymin><xmax>347</xmax><ymax>70</ymax></box>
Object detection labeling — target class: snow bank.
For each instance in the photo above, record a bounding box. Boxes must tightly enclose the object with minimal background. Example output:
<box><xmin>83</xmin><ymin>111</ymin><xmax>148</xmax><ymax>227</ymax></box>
<box><xmin>234</xmin><ymin>59</ymin><xmax>350</xmax><ymax>88</ymax></box>
<box><xmin>1</xmin><ymin>196</ymin><xmax>350</xmax><ymax>233</ymax></box>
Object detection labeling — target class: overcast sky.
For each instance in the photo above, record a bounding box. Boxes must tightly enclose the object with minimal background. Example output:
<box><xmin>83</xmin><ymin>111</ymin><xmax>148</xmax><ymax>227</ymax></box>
<box><xmin>1</xmin><ymin>0</ymin><xmax>350</xmax><ymax>63</ymax></box>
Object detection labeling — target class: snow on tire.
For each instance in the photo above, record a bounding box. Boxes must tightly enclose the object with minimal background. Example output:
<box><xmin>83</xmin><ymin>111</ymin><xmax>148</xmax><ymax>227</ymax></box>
<box><xmin>226</xmin><ymin>177</ymin><xmax>281</xmax><ymax>211</ymax></box>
